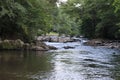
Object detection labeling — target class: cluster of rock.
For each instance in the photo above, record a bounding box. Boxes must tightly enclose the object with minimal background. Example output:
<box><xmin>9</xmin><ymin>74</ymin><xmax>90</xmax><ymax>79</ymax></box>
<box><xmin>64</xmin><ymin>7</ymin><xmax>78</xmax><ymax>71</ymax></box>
<box><xmin>37</xmin><ymin>36</ymin><xmax>80</xmax><ymax>43</ymax></box>
<box><xmin>0</xmin><ymin>39</ymin><xmax>57</xmax><ymax>51</ymax></box>
<box><xmin>83</xmin><ymin>39</ymin><xmax>120</xmax><ymax>49</ymax></box>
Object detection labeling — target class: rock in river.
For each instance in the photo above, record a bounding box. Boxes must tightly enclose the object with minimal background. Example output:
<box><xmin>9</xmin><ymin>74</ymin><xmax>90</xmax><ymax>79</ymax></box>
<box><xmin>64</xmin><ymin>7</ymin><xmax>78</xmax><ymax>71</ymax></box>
<box><xmin>0</xmin><ymin>39</ymin><xmax>57</xmax><ymax>51</ymax></box>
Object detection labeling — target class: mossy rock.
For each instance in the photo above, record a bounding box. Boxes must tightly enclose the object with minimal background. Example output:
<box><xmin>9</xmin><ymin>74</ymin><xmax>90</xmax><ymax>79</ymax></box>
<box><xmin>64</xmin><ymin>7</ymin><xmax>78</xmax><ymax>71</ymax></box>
<box><xmin>1</xmin><ymin>40</ymin><xmax>14</xmax><ymax>49</ymax></box>
<box><xmin>0</xmin><ymin>39</ymin><xmax>24</xmax><ymax>50</ymax></box>
<box><xmin>14</xmin><ymin>39</ymin><xmax>24</xmax><ymax>48</ymax></box>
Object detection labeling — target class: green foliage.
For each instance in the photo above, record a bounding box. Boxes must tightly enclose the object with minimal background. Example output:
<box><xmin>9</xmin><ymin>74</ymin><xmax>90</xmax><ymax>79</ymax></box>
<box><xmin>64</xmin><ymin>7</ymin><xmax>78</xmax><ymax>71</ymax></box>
<box><xmin>54</xmin><ymin>4</ymin><xmax>80</xmax><ymax>36</ymax></box>
<box><xmin>0</xmin><ymin>0</ymin><xmax>57</xmax><ymax>42</ymax></box>
<box><xmin>1</xmin><ymin>0</ymin><xmax>120</xmax><ymax>41</ymax></box>
<box><xmin>60</xmin><ymin>0</ymin><xmax>120</xmax><ymax>39</ymax></box>
<box><xmin>113</xmin><ymin>0</ymin><xmax>120</xmax><ymax>12</ymax></box>
<box><xmin>0</xmin><ymin>39</ymin><xmax>24</xmax><ymax>49</ymax></box>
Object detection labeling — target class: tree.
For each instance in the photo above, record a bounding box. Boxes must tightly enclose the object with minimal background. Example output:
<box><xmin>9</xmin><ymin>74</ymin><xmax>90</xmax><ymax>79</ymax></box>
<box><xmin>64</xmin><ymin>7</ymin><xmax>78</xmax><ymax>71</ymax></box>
<box><xmin>60</xmin><ymin>0</ymin><xmax>120</xmax><ymax>39</ymax></box>
<box><xmin>113</xmin><ymin>0</ymin><xmax>120</xmax><ymax>12</ymax></box>
<box><xmin>53</xmin><ymin>6</ymin><xmax>79</xmax><ymax>36</ymax></box>
<box><xmin>0</xmin><ymin>0</ymin><xmax>58</xmax><ymax>42</ymax></box>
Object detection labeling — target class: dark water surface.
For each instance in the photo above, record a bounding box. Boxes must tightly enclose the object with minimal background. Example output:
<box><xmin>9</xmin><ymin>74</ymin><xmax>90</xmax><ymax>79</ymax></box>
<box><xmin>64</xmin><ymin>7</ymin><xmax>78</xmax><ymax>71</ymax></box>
<box><xmin>0</xmin><ymin>41</ymin><xmax>120</xmax><ymax>80</ymax></box>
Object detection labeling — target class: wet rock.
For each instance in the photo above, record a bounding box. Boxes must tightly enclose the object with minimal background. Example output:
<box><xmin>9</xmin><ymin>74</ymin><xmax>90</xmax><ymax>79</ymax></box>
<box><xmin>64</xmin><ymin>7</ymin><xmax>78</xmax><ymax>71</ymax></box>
<box><xmin>31</xmin><ymin>40</ymin><xmax>57</xmax><ymax>51</ymax></box>
<box><xmin>84</xmin><ymin>59</ymin><xmax>96</xmax><ymax>62</ymax></box>
<box><xmin>83</xmin><ymin>39</ymin><xmax>120</xmax><ymax>49</ymax></box>
<box><xmin>0</xmin><ymin>39</ymin><xmax>57</xmax><ymax>51</ymax></box>
<box><xmin>48</xmin><ymin>45</ymin><xmax>57</xmax><ymax>50</ymax></box>
<box><xmin>94</xmin><ymin>41</ymin><xmax>102</xmax><ymax>45</ymax></box>
<box><xmin>31</xmin><ymin>46</ymin><xmax>48</xmax><ymax>51</ymax></box>
<box><xmin>36</xmin><ymin>41</ymin><xmax>49</xmax><ymax>49</ymax></box>
<box><xmin>59</xmin><ymin>37</ymin><xmax>72</xmax><ymax>43</ymax></box>
<box><xmin>63</xmin><ymin>46</ymin><xmax>75</xmax><ymax>49</ymax></box>
<box><xmin>37</xmin><ymin>36</ymin><xmax>50</xmax><ymax>41</ymax></box>
<box><xmin>84</xmin><ymin>63</ymin><xmax>105</xmax><ymax>68</ymax></box>
<box><xmin>72</xmin><ymin>37</ymin><xmax>81</xmax><ymax>42</ymax></box>
<box><xmin>49</xmin><ymin>37</ymin><xmax>59</xmax><ymax>42</ymax></box>
<box><xmin>87</xmin><ymin>64</ymin><xmax>97</xmax><ymax>68</ymax></box>
<box><xmin>83</xmin><ymin>39</ymin><xmax>104</xmax><ymax>46</ymax></box>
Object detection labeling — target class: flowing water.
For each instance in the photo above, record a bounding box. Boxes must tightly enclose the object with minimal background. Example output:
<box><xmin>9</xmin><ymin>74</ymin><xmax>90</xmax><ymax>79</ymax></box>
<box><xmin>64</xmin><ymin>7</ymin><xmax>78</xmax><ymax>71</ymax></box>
<box><xmin>0</xmin><ymin>40</ymin><xmax>120</xmax><ymax>80</ymax></box>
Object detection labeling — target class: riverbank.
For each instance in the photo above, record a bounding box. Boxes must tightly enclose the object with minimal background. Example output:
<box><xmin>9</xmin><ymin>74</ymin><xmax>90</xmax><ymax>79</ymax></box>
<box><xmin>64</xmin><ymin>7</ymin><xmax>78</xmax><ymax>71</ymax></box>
<box><xmin>0</xmin><ymin>39</ymin><xmax>57</xmax><ymax>51</ymax></box>
<box><xmin>0</xmin><ymin>35</ymin><xmax>81</xmax><ymax>51</ymax></box>
<box><xmin>83</xmin><ymin>39</ymin><xmax>120</xmax><ymax>49</ymax></box>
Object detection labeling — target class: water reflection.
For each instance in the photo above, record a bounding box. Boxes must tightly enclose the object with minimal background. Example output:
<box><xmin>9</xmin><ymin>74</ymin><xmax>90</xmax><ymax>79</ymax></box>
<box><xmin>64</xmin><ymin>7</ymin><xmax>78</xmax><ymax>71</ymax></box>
<box><xmin>0</xmin><ymin>42</ymin><xmax>120</xmax><ymax>80</ymax></box>
<box><xmin>0</xmin><ymin>51</ymin><xmax>53</xmax><ymax>80</ymax></box>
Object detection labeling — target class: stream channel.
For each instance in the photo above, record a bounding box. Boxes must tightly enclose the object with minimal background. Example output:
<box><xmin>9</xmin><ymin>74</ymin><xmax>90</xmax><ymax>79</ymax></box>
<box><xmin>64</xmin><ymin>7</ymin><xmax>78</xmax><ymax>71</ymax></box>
<box><xmin>0</xmin><ymin>39</ymin><xmax>120</xmax><ymax>80</ymax></box>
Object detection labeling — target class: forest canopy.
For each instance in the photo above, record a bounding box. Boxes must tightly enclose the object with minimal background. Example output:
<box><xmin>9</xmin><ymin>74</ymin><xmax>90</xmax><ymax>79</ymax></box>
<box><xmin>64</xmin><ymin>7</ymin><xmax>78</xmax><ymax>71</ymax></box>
<box><xmin>0</xmin><ymin>0</ymin><xmax>57</xmax><ymax>42</ymax></box>
<box><xmin>0</xmin><ymin>0</ymin><xmax>120</xmax><ymax>42</ymax></box>
<box><xmin>60</xmin><ymin>0</ymin><xmax>120</xmax><ymax>39</ymax></box>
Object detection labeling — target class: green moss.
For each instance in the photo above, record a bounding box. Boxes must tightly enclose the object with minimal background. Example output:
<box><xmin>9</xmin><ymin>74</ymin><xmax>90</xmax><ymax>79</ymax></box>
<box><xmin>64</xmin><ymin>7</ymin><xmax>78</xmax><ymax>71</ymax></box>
<box><xmin>0</xmin><ymin>39</ymin><xmax>24</xmax><ymax>50</ymax></box>
<box><xmin>2</xmin><ymin>40</ymin><xmax>13</xmax><ymax>49</ymax></box>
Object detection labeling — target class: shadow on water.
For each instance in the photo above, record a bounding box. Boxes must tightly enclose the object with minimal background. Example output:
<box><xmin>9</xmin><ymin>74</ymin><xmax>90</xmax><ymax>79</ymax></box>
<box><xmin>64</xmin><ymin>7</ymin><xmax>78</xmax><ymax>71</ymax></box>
<box><xmin>0</xmin><ymin>51</ymin><xmax>53</xmax><ymax>80</ymax></box>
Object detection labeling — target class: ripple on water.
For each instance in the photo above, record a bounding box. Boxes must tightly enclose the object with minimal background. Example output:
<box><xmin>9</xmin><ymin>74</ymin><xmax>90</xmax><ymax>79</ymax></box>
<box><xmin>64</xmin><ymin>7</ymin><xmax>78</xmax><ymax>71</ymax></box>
<box><xmin>0</xmin><ymin>42</ymin><xmax>119</xmax><ymax>80</ymax></box>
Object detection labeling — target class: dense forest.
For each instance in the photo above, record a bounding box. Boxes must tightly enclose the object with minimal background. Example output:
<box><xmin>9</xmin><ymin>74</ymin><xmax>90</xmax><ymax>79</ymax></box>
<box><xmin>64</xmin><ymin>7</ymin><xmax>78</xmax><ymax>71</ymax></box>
<box><xmin>0</xmin><ymin>0</ymin><xmax>120</xmax><ymax>42</ymax></box>
<box><xmin>60</xmin><ymin>0</ymin><xmax>120</xmax><ymax>39</ymax></box>
<box><xmin>0</xmin><ymin>0</ymin><xmax>58</xmax><ymax>42</ymax></box>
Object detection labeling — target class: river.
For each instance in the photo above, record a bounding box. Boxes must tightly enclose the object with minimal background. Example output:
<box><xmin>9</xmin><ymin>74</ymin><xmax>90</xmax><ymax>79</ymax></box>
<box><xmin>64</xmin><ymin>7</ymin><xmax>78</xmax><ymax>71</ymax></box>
<box><xmin>0</xmin><ymin>40</ymin><xmax>120</xmax><ymax>80</ymax></box>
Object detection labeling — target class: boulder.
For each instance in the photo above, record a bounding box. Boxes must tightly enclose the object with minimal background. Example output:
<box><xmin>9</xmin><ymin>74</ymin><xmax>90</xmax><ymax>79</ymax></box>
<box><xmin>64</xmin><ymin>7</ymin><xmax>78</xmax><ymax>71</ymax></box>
<box><xmin>14</xmin><ymin>39</ymin><xmax>24</xmax><ymax>49</ymax></box>
<box><xmin>31</xmin><ymin>46</ymin><xmax>48</xmax><ymax>51</ymax></box>
<box><xmin>48</xmin><ymin>45</ymin><xmax>57</xmax><ymax>50</ymax></box>
<box><xmin>36</xmin><ymin>40</ymin><xmax>57</xmax><ymax>50</ymax></box>
<box><xmin>1</xmin><ymin>40</ymin><xmax>13</xmax><ymax>49</ymax></box>
<box><xmin>83</xmin><ymin>39</ymin><xmax>104</xmax><ymax>46</ymax></box>
<box><xmin>0</xmin><ymin>39</ymin><xmax>24</xmax><ymax>50</ymax></box>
